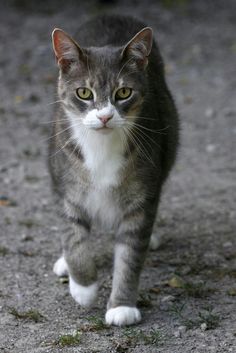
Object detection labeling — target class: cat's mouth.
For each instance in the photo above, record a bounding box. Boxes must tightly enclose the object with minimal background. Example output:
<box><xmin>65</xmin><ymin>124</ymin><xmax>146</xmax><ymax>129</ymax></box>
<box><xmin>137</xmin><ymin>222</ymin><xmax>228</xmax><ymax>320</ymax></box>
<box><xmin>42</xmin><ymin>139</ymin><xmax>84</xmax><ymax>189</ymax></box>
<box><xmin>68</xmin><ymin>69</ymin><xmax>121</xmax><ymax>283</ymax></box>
<box><xmin>96</xmin><ymin>126</ymin><xmax>113</xmax><ymax>134</ymax></box>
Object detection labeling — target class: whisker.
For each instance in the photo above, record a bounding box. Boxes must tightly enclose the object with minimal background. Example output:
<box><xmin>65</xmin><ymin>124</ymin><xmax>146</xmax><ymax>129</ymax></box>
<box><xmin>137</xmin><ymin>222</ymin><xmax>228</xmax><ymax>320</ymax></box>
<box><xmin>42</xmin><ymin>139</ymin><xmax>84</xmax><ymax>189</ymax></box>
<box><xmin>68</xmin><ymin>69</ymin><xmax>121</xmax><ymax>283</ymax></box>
<box><xmin>47</xmin><ymin>100</ymin><xmax>64</xmax><ymax>106</ymax></box>
<box><xmin>86</xmin><ymin>54</ymin><xmax>92</xmax><ymax>79</ymax></box>
<box><xmin>117</xmin><ymin>56</ymin><xmax>136</xmax><ymax>80</ymax></box>
<box><xmin>121</xmin><ymin>70</ymin><xmax>140</xmax><ymax>78</ymax></box>
<box><xmin>126</xmin><ymin>121</ymin><xmax>170</xmax><ymax>135</ymax></box>
<box><xmin>49</xmin><ymin>137</ymin><xmax>72</xmax><ymax>159</ymax></box>
<box><xmin>125</xmin><ymin>126</ymin><xmax>156</xmax><ymax>168</ymax></box>
<box><xmin>39</xmin><ymin>118</ymin><xmax>71</xmax><ymax>125</ymax></box>
<box><xmin>41</xmin><ymin>121</ymin><xmax>82</xmax><ymax>143</ymax></box>
<box><xmin>125</xmin><ymin>118</ymin><xmax>170</xmax><ymax>133</ymax></box>
<box><xmin>131</xmin><ymin>124</ymin><xmax>162</xmax><ymax>152</ymax></box>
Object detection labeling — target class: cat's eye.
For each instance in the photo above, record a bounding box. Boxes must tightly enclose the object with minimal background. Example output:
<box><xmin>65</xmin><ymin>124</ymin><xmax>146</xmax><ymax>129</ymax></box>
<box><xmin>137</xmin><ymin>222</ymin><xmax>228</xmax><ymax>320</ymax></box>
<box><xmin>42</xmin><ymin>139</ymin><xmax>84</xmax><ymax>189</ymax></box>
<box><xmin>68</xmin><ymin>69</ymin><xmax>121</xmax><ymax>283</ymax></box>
<box><xmin>76</xmin><ymin>87</ymin><xmax>93</xmax><ymax>100</ymax></box>
<box><xmin>115</xmin><ymin>87</ymin><xmax>132</xmax><ymax>100</ymax></box>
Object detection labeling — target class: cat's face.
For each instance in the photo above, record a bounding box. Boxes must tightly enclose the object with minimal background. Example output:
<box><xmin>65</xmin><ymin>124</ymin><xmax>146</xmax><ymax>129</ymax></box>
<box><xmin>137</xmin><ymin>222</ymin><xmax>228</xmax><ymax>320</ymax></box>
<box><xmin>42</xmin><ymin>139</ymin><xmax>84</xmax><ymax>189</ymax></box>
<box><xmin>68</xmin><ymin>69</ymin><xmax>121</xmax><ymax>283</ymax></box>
<box><xmin>52</xmin><ymin>27</ymin><xmax>152</xmax><ymax>134</ymax></box>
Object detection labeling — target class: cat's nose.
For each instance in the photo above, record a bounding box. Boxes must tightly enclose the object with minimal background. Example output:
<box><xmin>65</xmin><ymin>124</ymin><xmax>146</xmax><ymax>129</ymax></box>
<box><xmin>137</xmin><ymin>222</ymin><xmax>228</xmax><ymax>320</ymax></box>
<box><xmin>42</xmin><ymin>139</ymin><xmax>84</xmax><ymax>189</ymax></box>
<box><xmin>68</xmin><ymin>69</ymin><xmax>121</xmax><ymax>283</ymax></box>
<box><xmin>97</xmin><ymin>114</ymin><xmax>113</xmax><ymax>125</ymax></box>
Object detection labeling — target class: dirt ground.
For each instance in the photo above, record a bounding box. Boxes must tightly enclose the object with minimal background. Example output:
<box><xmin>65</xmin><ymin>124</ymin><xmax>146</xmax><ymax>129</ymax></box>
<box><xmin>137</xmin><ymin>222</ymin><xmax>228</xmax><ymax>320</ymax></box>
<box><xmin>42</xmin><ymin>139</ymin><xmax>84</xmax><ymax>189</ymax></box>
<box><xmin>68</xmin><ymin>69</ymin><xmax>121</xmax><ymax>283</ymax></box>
<box><xmin>0</xmin><ymin>0</ymin><xmax>235</xmax><ymax>352</ymax></box>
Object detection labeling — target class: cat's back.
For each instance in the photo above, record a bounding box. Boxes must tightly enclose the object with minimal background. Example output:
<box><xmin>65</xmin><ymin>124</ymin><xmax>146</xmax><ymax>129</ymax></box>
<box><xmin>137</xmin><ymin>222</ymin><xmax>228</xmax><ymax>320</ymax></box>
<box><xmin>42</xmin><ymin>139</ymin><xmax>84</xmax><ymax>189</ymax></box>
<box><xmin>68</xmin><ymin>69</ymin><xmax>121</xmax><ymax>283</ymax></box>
<box><xmin>75</xmin><ymin>15</ymin><xmax>154</xmax><ymax>48</ymax></box>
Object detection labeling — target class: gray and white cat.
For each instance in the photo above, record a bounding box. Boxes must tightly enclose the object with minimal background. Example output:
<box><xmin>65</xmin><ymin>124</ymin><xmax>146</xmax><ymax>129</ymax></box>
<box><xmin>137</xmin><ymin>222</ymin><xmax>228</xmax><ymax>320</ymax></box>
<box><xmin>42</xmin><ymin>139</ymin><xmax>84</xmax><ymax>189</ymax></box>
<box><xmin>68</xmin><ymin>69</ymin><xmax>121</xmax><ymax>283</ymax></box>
<box><xmin>49</xmin><ymin>15</ymin><xmax>179</xmax><ymax>326</ymax></box>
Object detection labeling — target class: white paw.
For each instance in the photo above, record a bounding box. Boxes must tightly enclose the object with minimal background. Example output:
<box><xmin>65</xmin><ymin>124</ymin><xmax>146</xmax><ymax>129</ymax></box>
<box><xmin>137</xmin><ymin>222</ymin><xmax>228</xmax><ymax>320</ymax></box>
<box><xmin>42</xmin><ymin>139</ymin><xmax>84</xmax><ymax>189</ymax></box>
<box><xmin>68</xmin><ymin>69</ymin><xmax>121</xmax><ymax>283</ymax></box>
<box><xmin>53</xmin><ymin>256</ymin><xmax>68</xmax><ymax>277</ymax></box>
<box><xmin>149</xmin><ymin>232</ymin><xmax>162</xmax><ymax>250</ymax></box>
<box><xmin>105</xmin><ymin>306</ymin><xmax>141</xmax><ymax>326</ymax></box>
<box><xmin>69</xmin><ymin>276</ymin><xmax>98</xmax><ymax>308</ymax></box>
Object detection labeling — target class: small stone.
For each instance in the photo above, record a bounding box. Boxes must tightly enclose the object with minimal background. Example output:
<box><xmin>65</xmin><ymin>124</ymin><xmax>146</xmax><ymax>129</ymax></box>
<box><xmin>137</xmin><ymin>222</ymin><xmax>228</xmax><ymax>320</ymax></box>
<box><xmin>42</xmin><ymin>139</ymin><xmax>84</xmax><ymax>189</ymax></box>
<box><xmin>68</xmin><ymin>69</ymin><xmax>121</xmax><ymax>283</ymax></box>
<box><xmin>178</xmin><ymin>325</ymin><xmax>187</xmax><ymax>334</ymax></box>
<box><xmin>161</xmin><ymin>295</ymin><xmax>175</xmax><ymax>303</ymax></box>
<box><xmin>205</xmin><ymin>107</ymin><xmax>215</xmax><ymax>118</ymax></box>
<box><xmin>223</xmin><ymin>241</ymin><xmax>233</xmax><ymax>248</ymax></box>
<box><xmin>206</xmin><ymin>144</ymin><xmax>216</xmax><ymax>153</ymax></box>
<box><xmin>200</xmin><ymin>323</ymin><xmax>207</xmax><ymax>331</ymax></box>
<box><xmin>21</xmin><ymin>234</ymin><xmax>33</xmax><ymax>241</ymax></box>
<box><xmin>59</xmin><ymin>277</ymin><xmax>69</xmax><ymax>284</ymax></box>
<box><xmin>174</xmin><ymin>330</ymin><xmax>181</xmax><ymax>338</ymax></box>
<box><xmin>227</xmin><ymin>288</ymin><xmax>236</xmax><ymax>296</ymax></box>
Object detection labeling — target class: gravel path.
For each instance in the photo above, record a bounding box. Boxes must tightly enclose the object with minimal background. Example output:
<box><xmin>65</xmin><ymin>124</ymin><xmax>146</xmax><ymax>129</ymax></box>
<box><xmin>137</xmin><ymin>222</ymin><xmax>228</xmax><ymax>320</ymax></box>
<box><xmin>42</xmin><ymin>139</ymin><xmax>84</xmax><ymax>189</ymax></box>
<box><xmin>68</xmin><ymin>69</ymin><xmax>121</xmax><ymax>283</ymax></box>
<box><xmin>0</xmin><ymin>1</ymin><xmax>235</xmax><ymax>352</ymax></box>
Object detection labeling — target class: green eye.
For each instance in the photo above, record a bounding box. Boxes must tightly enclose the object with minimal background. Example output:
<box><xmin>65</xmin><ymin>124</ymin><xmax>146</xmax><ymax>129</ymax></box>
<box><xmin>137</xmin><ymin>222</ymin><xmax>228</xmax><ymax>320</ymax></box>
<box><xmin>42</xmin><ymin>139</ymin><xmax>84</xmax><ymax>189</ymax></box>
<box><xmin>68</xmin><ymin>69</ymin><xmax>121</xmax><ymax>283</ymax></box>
<box><xmin>76</xmin><ymin>87</ymin><xmax>93</xmax><ymax>100</ymax></box>
<box><xmin>115</xmin><ymin>87</ymin><xmax>132</xmax><ymax>100</ymax></box>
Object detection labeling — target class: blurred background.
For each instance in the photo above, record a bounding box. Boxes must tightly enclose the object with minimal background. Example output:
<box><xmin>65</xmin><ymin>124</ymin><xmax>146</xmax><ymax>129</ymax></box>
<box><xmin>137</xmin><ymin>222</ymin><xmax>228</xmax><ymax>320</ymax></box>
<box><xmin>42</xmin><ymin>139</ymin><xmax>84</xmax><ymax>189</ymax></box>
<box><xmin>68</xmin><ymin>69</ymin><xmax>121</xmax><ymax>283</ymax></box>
<box><xmin>0</xmin><ymin>1</ymin><xmax>235</xmax><ymax>352</ymax></box>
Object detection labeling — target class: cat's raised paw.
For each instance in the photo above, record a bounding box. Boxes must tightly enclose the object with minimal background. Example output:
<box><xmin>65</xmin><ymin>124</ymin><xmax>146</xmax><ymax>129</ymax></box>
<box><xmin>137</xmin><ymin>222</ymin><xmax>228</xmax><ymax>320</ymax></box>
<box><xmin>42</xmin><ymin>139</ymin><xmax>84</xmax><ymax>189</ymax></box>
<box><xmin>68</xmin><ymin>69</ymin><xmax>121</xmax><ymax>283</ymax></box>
<box><xmin>69</xmin><ymin>277</ymin><xmax>98</xmax><ymax>307</ymax></box>
<box><xmin>53</xmin><ymin>256</ymin><xmax>68</xmax><ymax>277</ymax></box>
<box><xmin>105</xmin><ymin>306</ymin><xmax>141</xmax><ymax>326</ymax></box>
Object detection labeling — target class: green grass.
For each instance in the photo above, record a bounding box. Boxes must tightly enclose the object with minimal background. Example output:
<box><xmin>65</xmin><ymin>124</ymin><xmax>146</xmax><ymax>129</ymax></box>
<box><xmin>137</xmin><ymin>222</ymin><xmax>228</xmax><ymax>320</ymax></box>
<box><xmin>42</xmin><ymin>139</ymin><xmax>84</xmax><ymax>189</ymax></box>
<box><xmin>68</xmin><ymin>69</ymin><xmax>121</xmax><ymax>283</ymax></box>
<box><xmin>0</xmin><ymin>246</ymin><xmax>9</xmax><ymax>256</ymax></box>
<box><xmin>198</xmin><ymin>306</ymin><xmax>220</xmax><ymax>330</ymax></box>
<box><xmin>137</xmin><ymin>292</ymin><xmax>153</xmax><ymax>308</ymax></box>
<box><xmin>9</xmin><ymin>307</ymin><xmax>45</xmax><ymax>323</ymax></box>
<box><xmin>18</xmin><ymin>218</ymin><xmax>39</xmax><ymax>228</ymax></box>
<box><xmin>55</xmin><ymin>331</ymin><xmax>81</xmax><ymax>347</ymax></box>
<box><xmin>122</xmin><ymin>327</ymin><xmax>163</xmax><ymax>346</ymax></box>
<box><xmin>169</xmin><ymin>303</ymin><xmax>220</xmax><ymax>330</ymax></box>
<box><xmin>183</xmin><ymin>281</ymin><xmax>216</xmax><ymax>298</ymax></box>
<box><xmin>81</xmin><ymin>316</ymin><xmax>109</xmax><ymax>332</ymax></box>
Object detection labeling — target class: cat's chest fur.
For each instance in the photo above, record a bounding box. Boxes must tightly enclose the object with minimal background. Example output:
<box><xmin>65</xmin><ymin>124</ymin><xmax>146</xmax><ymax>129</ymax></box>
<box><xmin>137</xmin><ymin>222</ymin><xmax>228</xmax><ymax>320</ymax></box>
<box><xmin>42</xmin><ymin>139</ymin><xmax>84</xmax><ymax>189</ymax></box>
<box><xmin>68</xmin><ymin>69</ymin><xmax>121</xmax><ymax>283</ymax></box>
<box><xmin>73</xmin><ymin>128</ymin><xmax>126</xmax><ymax>227</ymax></box>
<box><xmin>73</xmin><ymin>124</ymin><xmax>126</xmax><ymax>189</ymax></box>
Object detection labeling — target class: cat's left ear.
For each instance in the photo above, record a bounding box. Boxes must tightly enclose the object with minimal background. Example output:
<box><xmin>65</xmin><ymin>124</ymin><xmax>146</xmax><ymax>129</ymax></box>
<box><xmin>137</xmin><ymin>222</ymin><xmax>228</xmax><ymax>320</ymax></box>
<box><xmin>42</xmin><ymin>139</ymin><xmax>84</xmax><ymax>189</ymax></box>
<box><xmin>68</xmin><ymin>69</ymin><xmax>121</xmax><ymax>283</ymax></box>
<box><xmin>122</xmin><ymin>27</ymin><xmax>153</xmax><ymax>69</ymax></box>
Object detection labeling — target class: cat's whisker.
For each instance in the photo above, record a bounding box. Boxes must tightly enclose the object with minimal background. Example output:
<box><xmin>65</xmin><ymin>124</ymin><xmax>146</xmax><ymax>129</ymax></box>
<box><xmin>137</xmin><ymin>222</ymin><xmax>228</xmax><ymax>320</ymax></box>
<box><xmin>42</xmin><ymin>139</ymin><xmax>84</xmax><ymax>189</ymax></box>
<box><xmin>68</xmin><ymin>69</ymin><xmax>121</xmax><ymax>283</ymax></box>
<box><xmin>117</xmin><ymin>56</ymin><xmax>136</xmax><ymax>80</ymax></box>
<box><xmin>126</xmin><ymin>115</ymin><xmax>157</xmax><ymax>121</ymax></box>
<box><xmin>120</xmin><ymin>127</ymin><xmax>136</xmax><ymax>171</ymax></box>
<box><xmin>121</xmin><ymin>70</ymin><xmax>140</xmax><ymax>78</ymax></box>
<box><xmin>123</xmin><ymin>125</ymin><xmax>156</xmax><ymax>168</ymax></box>
<box><xmin>41</xmin><ymin>121</ymin><xmax>82</xmax><ymax>143</ymax></box>
<box><xmin>125</xmin><ymin>121</ymin><xmax>170</xmax><ymax>135</ymax></box>
<box><xmin>129</xmin><ymin>123</ymin><xmax>162</xmax><ymax>152</ymax></box>
<box><xmin>127</xmin><ymin>116</ymin><xmax>171</xmax><ymax>131</ymax></box>
<box><xmin>47</xmin><ymin>100</ymin><xmax>64</xmax><ymax>106</ymax></box>
<box><xmin>86</xmin><ymin>54</ymin><xmax>92</xmax><ymax>80</ymax></box>
<box><xmin>49</xmin><ymin>137</ymin><xmax>72</xmax><ymax>159</ymax></box>
<box><xmin>39</xmin><ymin>118</ymin><xmax>71</xmax><ymax>125</ymax></box>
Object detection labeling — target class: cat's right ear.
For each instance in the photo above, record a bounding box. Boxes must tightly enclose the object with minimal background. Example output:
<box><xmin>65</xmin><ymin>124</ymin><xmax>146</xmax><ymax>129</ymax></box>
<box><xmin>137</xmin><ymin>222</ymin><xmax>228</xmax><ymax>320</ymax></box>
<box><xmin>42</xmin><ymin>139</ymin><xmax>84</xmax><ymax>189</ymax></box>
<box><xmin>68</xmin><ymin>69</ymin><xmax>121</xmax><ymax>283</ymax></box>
<box><xmin>52</xmin><ymin>28</ymin><xmax>84</xmax><ymax>73</ymax></box>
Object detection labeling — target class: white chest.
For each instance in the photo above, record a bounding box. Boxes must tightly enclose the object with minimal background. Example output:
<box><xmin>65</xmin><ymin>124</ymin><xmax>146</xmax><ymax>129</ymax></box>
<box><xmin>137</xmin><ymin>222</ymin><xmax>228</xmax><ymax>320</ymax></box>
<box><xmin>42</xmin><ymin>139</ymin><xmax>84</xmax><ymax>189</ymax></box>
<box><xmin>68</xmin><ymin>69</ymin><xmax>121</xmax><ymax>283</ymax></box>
<box><xmin>82</xmin><ymin>129</ymin><xmax>125</xmax><ymax>189</ymax></box>
<box><xmin>80</xmin><ymin>130</ymin><xmax>125</xmax><ymax>227</ymax></box>
<box><xmin>84</xmin><ymin>187</ymin><xmax>121</xmax><ymax>229</ymax></box>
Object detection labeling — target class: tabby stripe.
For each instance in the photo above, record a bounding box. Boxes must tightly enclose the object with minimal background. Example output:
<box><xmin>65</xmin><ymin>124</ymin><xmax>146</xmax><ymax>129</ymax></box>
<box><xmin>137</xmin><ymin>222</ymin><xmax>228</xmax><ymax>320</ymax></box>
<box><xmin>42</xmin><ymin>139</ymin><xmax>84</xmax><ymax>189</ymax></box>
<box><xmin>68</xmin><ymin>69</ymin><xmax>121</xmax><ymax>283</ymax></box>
<box><xmin>65</xmin><ymin>215</ymin><xmax>91</xmax><ymax>231</ymax></box>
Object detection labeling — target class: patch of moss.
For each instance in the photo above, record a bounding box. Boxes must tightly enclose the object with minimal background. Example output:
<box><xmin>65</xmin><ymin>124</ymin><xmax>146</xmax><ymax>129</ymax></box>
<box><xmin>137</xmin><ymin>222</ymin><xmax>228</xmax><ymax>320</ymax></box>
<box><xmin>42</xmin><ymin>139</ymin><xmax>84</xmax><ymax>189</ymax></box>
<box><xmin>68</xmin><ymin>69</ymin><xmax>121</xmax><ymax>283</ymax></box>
<box><xmin>81</xmin><ymin>316</ymin><xmax>108</xmax><ymax>332</ymax></box>
<box><xmin>198</xmin><ymin>306</ymin><xmax>220</xmax><ymax>330</ymax></box>
<box><xmin>18</xmin><ymin>219</ymin><xmax>39</xmax><ymax>228</ymax></box>
<box><xmin>9</xmin><ymin>307</ymin><xmax>45</xmax><ymax>323</ymax></box>
<box><xmin>137</xmin><ymin>292</ymin><xmax>153</xmax><ymax>308</ymax></box>
<box><xmin>183</xmin><ymin>282</ymin><xmax>216</xmax><ymax>298</ymax></box>
<box><xmin>169</xmin><ymin>303</ymin><xmax>220</xmax><ymax>330</ymax></box>
<box><xmin>55</xmin><ymin>331</ymin><xmax>81</xmax><ymax>347</ymax></box>
<box><xmin>122</xmin><ymin>327</ymin><xmax>163</xmax><ymax>346</ymax></box>
<box><xmin>0</xmin><ymin>246</ymin><xmax>9</xmax><ymax>256</ymax></box>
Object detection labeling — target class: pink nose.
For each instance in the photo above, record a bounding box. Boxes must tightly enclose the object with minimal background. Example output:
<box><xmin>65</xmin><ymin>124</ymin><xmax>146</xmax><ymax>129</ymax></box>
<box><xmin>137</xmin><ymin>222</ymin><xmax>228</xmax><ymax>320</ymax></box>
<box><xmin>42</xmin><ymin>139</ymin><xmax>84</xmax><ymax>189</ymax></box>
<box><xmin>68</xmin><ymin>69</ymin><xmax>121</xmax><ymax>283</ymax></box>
<box><xmin>98</xmin><ymin>114</ymin><xmax>113</xmax><ymax>125</ymax></box>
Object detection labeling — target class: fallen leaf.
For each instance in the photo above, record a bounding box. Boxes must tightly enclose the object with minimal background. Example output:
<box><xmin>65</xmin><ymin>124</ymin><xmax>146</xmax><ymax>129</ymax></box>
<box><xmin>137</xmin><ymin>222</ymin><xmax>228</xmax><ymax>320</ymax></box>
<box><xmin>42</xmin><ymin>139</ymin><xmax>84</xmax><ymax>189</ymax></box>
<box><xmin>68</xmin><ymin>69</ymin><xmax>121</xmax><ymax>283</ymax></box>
<box><xmin>168</xmin><ymin>275</ymin><xmax>185</xmax><ymax>288</ymax></box>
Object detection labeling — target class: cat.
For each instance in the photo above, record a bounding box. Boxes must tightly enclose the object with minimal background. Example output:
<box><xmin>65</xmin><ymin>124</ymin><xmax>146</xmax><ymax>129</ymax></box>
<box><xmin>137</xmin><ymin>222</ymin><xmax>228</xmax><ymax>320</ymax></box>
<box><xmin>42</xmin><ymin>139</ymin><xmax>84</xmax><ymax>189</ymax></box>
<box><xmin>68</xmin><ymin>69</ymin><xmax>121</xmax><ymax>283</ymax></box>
<box><xmin>49</xmin><ymin>14</ymin><xmax>179</xmax><ymax>326</ymax></box>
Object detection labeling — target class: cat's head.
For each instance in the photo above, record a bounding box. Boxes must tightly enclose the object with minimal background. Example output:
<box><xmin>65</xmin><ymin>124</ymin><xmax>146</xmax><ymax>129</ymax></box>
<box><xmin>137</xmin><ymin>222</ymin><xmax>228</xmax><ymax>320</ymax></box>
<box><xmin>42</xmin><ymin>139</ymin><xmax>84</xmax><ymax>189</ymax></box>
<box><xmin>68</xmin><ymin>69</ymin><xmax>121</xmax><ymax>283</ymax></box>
<box><xmin>52</xmin><ymin>26</ymin><xmax>152</xmax><ymax>134</ymax></box>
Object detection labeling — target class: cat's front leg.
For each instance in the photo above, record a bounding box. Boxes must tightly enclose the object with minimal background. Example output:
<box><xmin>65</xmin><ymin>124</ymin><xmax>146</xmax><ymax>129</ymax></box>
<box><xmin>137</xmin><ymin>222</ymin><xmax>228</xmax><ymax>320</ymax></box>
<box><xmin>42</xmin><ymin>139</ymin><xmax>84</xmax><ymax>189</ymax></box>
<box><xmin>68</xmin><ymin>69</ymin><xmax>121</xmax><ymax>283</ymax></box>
<box><xmin>106</xmin><ymin>209</ymin><xmax>154</xmax><ymax>326</ymax></box>
<box><xmin>61</xmin><ymin>203</ymin><xmax>98</xmax><ymax>308</ymax></box>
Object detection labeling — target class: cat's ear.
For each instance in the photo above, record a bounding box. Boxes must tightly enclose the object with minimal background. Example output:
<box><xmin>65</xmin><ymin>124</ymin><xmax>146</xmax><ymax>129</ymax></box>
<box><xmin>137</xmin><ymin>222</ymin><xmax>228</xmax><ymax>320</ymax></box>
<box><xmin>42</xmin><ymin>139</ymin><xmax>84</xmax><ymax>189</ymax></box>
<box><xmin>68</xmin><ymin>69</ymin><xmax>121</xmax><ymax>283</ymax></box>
<box><xmin>52</xmin><ymin>28</ymin><xmax>84</xmax><ymax>73</ymax></box>
<box><xmin>122</xmin><ymin>27</ymin><xmax>153</xmax><ymax>69</ymax></box>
